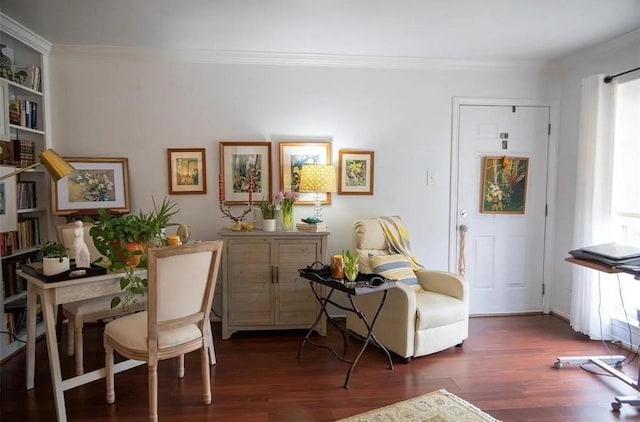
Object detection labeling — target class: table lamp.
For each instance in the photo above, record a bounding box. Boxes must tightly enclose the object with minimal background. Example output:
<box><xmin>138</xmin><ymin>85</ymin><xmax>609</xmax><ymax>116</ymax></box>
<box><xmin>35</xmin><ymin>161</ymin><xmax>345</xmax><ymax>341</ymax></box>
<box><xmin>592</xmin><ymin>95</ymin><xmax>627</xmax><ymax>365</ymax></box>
<box><xmin>299</xmin><ymin>164</ymin><xmax>337</xmax><ymax>220</ymax></box>
<box><xmin>0</xmin><ymin>149</ymin><xmax>75</xmax><ymax>181</ymax></box>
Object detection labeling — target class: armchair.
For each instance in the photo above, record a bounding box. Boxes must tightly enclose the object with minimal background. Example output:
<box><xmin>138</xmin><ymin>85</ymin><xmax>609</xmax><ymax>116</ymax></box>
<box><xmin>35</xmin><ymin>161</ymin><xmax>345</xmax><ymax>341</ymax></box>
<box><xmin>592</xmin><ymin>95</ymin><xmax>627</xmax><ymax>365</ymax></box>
<box><xmin>346</xmin><ymin>217</ymin><xmax>469</xmax><ymax>362</ymax></box>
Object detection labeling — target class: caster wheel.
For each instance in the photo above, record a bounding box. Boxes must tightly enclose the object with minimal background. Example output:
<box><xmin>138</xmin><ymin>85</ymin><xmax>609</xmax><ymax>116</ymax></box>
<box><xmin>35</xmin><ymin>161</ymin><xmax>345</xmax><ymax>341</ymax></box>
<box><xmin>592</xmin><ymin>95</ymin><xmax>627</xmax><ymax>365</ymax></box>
<box><xmin>611</xmin><ymin>401</ymin><xmax>621</xmax><ymax>411</ymax></box>
<box><xmin>553</xmin><ymin>361</ymin><xmax>563</xmax><ymax>369</ymax></box>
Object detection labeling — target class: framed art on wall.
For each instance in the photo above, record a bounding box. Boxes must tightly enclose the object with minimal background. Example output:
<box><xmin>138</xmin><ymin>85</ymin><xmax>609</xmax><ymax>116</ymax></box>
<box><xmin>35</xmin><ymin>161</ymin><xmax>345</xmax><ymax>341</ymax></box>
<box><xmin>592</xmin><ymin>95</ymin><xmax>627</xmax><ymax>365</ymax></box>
<box><xmin>338</xmin><ymin>149</ymin><xmax>374</xmax><ymax>195</ymax></box>
<box><xmin>52</xmin><ymin>157</ymin><xmax>130</xmax><ymax>215</ymax></box>
<box><xmin>480</xmin><ymin>155</ymin><xmax>529</xmax><ymax>214</ymax></box>
<box><xmin>219</xmin><ymin>141</ymin><xmax>272</xmax><ymax>204</ymax></box>
<box><xmin>279</xmin><ymin>141</ymin><xmax>331</xmax><ymax>205</ymax></box>
<box><xmin>167</xmin><ymin>148</ymin><xmax>207</xmax><ymax>195</ymax></box>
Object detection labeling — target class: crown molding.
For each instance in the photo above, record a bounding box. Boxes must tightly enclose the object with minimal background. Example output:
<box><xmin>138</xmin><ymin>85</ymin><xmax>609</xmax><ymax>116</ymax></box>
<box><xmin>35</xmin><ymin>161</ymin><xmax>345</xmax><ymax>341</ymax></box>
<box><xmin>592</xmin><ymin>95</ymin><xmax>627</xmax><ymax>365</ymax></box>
<box><xmin>0</xmin><ymin>13</ymin><xmax>52</xmax><ymax>55</ymax></box>
<box><xmin>51</xmin><ymin>44</ymin><xmax>549</xmax><ymax>72</ymax></box>
<box><xmin>553</xmin><ymin>28</ymin><xmax>640</xmax><ymax>70</ymax></box>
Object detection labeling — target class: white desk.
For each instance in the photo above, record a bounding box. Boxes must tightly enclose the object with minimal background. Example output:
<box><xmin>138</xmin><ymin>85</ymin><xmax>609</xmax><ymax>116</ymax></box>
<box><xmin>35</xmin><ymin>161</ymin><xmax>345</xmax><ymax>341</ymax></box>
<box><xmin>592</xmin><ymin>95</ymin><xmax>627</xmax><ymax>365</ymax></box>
<box><xmin>20</xmin><ymin>268</ymin><xmax>216</xmax><ymax>422</ymax></box>
<box><xmin>557</xmin><ymin>257</ymin><xmax>640</xmax><ymax>411</ymax></box>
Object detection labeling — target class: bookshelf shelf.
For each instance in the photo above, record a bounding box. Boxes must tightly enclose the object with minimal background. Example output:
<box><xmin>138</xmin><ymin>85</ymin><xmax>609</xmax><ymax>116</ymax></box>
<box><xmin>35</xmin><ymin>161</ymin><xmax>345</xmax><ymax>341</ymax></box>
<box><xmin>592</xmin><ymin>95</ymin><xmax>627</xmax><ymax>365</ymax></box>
<box><xmin>1</xmin><ymin>13</ymin><xmax>51</xmax><ymax>362</ymax></box>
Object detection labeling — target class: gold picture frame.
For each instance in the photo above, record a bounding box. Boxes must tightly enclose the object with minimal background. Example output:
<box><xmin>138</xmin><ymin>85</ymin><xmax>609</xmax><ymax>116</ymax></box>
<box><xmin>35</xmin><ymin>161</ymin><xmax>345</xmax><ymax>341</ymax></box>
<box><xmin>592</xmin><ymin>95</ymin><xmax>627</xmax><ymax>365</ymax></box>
<box><xmin>167</xmin><ymin>148</ymin><xmax>207</xmax><ymax>195</ymax></box>
<box><xmin>52</xmin><ymin>157</ymin><xmax>130</xmax><ymax>215</ymax></box>
<box><xmin>480</xmin><ymin>155</ymin><xmax>529</xmax><ymax>214</ymax></box>
<box><xmin>338</xmin><ymin>149</ymin><xmax>374</xmax><ymax>195</ymax></box>
<box><xmin>219</xmin><ymin>141</ymin><xmax>272</xmax><ymax>204</ymax></box>
<box><xmin>279</xmin><ymin>141</ymin><xmax>332</xmax><ymax>205</ymax></box>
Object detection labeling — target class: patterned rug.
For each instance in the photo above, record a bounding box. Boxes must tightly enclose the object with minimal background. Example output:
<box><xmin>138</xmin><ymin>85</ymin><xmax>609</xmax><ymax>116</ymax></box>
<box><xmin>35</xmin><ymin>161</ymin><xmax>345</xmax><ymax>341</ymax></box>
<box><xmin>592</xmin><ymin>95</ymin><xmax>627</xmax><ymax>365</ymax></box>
<box><xmin>336</xmin><ymin>389</ymin><xmax>501</xmax><ymax>422</ymax></box>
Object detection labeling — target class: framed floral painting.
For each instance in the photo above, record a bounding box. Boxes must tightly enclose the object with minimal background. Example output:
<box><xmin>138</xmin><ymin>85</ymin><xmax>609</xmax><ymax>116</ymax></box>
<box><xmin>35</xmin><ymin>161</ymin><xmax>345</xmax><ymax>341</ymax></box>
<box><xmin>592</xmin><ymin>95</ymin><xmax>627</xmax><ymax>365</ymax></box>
<box><xmin>219</xmin><ymin>141</ymin><xmax>272</xmax><ymax>204</ymax></box>
<box><xmin>167</xmin><ymin>148</ymin><xmax>207</xmax><ymax>194</ymax></box>
<box><xmin>279</xmin><ymin>141</ymin><xmax>331</xmax><ymax>205</ymax></box>
<box><xmin>480</xmin><ymin>155</ymin><xmax>528</xmax><ymax>214</ymax></box>
<box><xmin>52</xmin><ymin>157</ymin><xmax>130</xmax><ymax>215</ymax></box>
<box><xmin>338</xmin><ymin>149</ymin><xmax>374</xmax><ymax>195</ymax></box>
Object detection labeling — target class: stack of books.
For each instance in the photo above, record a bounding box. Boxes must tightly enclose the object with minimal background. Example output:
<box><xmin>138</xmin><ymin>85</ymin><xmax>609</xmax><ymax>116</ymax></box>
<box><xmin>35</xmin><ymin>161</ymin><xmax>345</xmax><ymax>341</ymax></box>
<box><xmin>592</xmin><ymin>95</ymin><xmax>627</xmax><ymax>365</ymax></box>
<box><xmin>296</xmin><ymin>221</ymin><xmax>328</xmax><ymax>232</ymax></box>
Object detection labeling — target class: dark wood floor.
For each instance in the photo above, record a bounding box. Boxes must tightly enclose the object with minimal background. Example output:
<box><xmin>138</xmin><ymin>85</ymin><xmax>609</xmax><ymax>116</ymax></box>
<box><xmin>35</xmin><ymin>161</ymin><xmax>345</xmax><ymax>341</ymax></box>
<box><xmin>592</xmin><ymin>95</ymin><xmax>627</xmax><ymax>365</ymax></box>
<box><xmin>2</xmin><ymin>315</ymin><xmax>640</xmax><ymax>421</ymax></box>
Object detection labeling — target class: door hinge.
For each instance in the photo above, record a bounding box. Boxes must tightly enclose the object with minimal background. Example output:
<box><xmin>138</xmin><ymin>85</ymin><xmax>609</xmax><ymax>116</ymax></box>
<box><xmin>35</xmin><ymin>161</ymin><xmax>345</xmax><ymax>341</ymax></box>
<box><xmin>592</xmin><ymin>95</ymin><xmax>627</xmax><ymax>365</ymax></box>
<box><xmin>542</xmin><ymin>283</ymin><xmax>545</xmax><ymax>295</ymax></box>
<box><xmin>512</xmin><ymin>106</ymin><xmax>516</xmax><ymax>113</ymax></box>
<box><xmin>548</xmin><ymin>123</ymin><xmax>551</xmax><ymax>135</ymax></box>
<box><xmin>545</xmin><ymin>204</ymin><xmax>548</xmax><ymax>217</ymax></box>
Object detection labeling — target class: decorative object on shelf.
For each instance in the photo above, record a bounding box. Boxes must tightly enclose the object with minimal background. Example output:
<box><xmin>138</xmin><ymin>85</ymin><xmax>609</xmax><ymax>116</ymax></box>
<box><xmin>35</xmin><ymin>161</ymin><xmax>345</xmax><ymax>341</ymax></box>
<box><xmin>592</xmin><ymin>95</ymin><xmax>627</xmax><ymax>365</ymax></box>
<box><xmin>87</xmin><ymin>197</ymin><xmax>178</xmax><ymax>309</ymax></box>
<box><xmin>52</xmin><ymin>157</ymin><xmax>129</xmax><ymax>215</ymax></box>
<box><xmin>40</xmin><ymin>241</ymin><xmax>70</xmax><ymax>276</ymax></box>
<box><xmin>167</xmin><ymin>235</ymin><xmax>181</xmax><ymax>246</ymax></box>
<box><xmin>71</xmin><ymin>221</ymin><xmax>91</xmax><ymax>268</ymax></box>
<box><xmin>177</xmin><ymin>224</ymin><xmax>191</xmax><ymax>244</ymax></box>
<box><xmin>480</xmin><ymin>155</ymin><xmax>529</xmax><ymax>214</ymax></box>
<box><xmin>219</xmin><ymin>172</ymin><xmax>254</xmax><ymax>223</ymax></box>
<box><xmin>259</xmin><ymin>200</ymin><xmax>276</xmax><ymax>232</ymax></box>
<box><xmin>219</xmin><ymin>141</ymin><xmax>272</xmax><ymax>204</ymax></box>
<box><xmin>338</xmin><ymin>149</ymin><xmax>375</xmax><ymax>195</ymax></box>
<box><xmin>0</xmin><ymin>44</ymin><xmax>12</xmax><ymax>78</ymax></box>
<box><xmin>279</xmin><ymin>141</ymin><xmax>332</xmax><ymax>205</ymax></box>
<box><xmin>274</xmin><ymin>191</ymin><xmax>299</xmax><ymax>231</ymax></box>
<box><xmin>342</xmin><ymin>249</ymin><xmax>359</xmax><ymax>286</ymax></box>
<box><xmin>167</xmin><ymin>148</ymin><xmax>207</xmax><ymax>194</ymax></box>
<box><xmin>262</xmin><ymin>218</ymin><xmax>276</xmax><ymax>232</ymax></box>
<box><xmin>299</xmin><ymin>164</ymin><xmax>337</xmax><ymax>219</ymax></box>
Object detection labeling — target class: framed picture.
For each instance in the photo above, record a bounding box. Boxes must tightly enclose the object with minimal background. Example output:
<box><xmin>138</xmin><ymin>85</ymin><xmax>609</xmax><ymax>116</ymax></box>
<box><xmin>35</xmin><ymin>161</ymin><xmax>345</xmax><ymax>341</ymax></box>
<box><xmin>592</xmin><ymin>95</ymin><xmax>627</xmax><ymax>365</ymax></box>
<box><xmin>52</xmin><ymin>157</ymin><xmax>130</xmax><ymax>215</ymax></box>
<box><xmin>0</xmin><ymin>165</ymin><xmax>18</xmax><ymax>232</ymax></box>
<box><xmin>279</xmin><ymin>142</ymin><xmax>331</xmax><ymax>205</ymax></box>
<box><xmin>219</xmin><ymin>141</ymin><xmax>272</xmax><ymax>204</ymax></box>
<box><xmin>338</xmin><ymin>149</ymin><xmax>374</xmax><ymax>195</ymax></box>
<box><xmin>480</xmin><ymin>156</ymin><xmax>529</xmax><ymax>214</ymax></box>
<box><xmin>167</xmin><ymin>148</ymin><xmax>207</xmax><ymax>195</ymax></box>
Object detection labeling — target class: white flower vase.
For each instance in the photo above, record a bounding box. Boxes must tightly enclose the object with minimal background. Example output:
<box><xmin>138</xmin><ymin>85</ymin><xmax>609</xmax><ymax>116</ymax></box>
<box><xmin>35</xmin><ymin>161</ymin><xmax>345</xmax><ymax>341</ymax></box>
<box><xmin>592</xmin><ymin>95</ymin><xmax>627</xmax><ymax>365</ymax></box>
<box><xmin>42</xmin><ymin>257</ymin><xmax>70</xmax><ymax>276</ymax></box>
<box><xmin>263</xmin><ymin>219</ymin><xmax>276</xmax><ymax>232</ymax></box>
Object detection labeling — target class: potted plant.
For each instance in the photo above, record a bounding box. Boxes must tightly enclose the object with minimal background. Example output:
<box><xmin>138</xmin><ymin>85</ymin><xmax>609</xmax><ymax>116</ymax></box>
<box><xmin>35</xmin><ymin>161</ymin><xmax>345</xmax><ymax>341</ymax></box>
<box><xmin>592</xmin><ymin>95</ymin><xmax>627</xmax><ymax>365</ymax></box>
<box><xmin>260</xmin><ymin>202</ymin><xmax>276</xmax><ymax>232</ymax></box>
<box><xmin>40</xmin><ymin>241</ymin><xmax>70</xmax><ymax>276</ymax></box>
<box><xmin>88</xmin><ymin>197</ymin><xmax>179</xmax><ymax>308</ymax></box>
<box><xmin>342</xmin><ymin>249</ymin><xmax>359</xmax><ymax>287</ymax></box>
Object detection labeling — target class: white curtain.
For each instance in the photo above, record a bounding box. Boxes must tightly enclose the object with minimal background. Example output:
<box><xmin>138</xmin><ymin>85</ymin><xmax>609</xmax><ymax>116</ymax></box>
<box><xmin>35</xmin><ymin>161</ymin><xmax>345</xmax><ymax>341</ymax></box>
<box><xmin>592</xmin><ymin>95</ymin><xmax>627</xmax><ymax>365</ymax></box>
<box><xmin>570</xmin><ymin>74</ymin><xmax>616</xmax><ymax>339</ymax></box>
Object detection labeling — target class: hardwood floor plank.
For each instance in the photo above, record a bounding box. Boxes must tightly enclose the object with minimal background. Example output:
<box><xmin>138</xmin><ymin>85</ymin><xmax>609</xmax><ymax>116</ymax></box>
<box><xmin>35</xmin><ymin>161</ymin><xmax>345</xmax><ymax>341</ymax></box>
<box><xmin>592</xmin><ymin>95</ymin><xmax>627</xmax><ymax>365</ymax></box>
<box><xmin>2</xmin><ymin>315</ymin><xmax>640</xmax><ymax>421</ymax></box>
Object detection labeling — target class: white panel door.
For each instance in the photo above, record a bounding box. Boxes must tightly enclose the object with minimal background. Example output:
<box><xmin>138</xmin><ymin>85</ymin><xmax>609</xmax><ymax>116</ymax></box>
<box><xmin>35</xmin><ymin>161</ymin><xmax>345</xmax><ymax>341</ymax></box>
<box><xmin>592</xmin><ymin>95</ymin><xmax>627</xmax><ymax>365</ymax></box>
<box><xmin>457</xmin><ymin>105</ymin><xmax>549</xmax><ymax>314</ymax></box>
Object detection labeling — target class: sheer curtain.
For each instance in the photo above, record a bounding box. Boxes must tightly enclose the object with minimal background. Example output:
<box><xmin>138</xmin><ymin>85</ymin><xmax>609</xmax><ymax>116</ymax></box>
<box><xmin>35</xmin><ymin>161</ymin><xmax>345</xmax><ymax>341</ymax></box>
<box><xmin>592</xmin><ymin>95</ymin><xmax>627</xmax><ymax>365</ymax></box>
<box><xmin>570</xmin><ymin>74</ymin><xmax>616</xmax><ymax>339</ymax></box>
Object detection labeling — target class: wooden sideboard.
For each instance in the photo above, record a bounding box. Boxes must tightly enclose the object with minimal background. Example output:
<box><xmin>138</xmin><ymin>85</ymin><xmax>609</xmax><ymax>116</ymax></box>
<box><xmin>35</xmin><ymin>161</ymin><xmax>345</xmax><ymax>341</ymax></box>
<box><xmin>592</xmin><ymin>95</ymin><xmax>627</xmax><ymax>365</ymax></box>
<box><xmin>219</xmin><ymin>229</ymin><xmax>329</xmax><ymax>339</ymax></box>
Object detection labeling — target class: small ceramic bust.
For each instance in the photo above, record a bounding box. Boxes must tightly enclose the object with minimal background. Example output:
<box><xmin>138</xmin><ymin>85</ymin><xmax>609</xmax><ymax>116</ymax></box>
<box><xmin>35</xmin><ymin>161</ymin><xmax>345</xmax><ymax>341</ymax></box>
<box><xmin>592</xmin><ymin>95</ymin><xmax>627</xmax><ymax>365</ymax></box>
<box><xmin>71</xmin><ymin>221</ymin><xmax>91</xmax><ymax>268</ymax></box>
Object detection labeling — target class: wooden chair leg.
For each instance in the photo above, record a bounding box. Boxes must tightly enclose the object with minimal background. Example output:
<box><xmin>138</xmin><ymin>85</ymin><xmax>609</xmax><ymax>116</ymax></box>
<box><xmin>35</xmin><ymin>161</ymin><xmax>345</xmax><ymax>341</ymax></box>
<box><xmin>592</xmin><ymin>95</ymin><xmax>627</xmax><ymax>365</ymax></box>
<box><xmin>74</xmin><ymin>316</ymin><xmax>84</xmax><ymax>375</ymax></box>
<box><xmin>66</xmin><ymin>316</ymin><xmax>75</xmax><ymax>356</ymax></box>
<box><xmin>149</xmin><ymin>363</ymin><xmax>158</xmax><ymax>422</ymax></box>
<box><xmin>105</xmin><ymin>339</ymin><xmax>115</xmax><ymax>404</ymax></box>
<box><xmin>178</xmin><ymin>354</ymin><xmax>185</xmax><ymax>378</ymax></box>
<box><xmin>201</xmin><ymin>346</ymin><xmax>211</xmax><ymax>405</ymax></box>
<box><xmin>205</xmin><ymin>322</ymin><xmax>216</xmax><ymax>365</ymax></box>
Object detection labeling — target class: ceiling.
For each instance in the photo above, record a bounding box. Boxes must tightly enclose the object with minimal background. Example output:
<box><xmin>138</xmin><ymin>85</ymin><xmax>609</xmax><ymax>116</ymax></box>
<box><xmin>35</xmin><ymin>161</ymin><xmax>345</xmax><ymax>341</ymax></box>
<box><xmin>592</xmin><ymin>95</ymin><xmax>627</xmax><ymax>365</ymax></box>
<box><xmin>2</xmin><ymin>0</ymin><xmax>640</xmax><ymax>63</ymax></box>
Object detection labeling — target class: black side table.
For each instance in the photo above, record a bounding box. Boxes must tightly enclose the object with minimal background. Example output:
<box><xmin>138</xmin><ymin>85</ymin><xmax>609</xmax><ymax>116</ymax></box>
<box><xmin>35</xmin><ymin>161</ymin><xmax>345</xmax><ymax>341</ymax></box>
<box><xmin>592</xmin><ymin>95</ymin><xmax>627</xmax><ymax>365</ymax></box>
<box><xmin>297</xmin><ymin>267</ymin><xmax>396</xmax><ymax>388</ymax></box>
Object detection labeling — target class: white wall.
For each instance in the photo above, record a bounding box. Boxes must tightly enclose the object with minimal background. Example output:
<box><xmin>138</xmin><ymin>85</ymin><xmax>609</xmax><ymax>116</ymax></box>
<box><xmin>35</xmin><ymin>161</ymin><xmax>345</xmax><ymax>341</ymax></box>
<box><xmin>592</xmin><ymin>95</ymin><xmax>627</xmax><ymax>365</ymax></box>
<box><xmin>49</xmin><ymin>50</ymin><xmax>555</xmax><ymax>265</ymax></box>
<box><xmin>549</xmin><ymin>30</ymin><xmax>640</xmax><ymax>318</ymax></box>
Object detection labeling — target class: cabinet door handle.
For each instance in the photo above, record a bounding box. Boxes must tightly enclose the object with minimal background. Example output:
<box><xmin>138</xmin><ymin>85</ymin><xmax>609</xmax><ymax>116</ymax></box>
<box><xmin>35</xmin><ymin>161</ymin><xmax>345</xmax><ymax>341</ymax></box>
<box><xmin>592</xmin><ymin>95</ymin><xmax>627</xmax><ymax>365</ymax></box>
<box><xmin>271</xmin><ymin>266</ymin><xmax>277</xmax><ymax>283</ymax></box>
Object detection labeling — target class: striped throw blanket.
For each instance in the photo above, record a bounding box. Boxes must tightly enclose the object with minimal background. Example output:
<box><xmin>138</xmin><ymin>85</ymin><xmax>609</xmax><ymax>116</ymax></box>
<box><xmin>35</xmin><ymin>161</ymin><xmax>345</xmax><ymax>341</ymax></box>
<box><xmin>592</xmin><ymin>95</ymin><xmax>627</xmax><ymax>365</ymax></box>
<box><xmin>376</xmin><ymin>216</ymin><xmax>424</xmax><ymax>271</ymax></box>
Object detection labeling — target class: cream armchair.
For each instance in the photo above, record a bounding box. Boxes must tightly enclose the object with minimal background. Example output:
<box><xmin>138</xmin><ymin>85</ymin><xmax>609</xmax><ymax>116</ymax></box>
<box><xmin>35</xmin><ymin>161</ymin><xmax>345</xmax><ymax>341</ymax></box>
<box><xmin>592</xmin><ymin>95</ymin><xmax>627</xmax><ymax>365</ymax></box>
<box><xmin>346</xmin><ymin>218</ymin><xmax>469</xmax><ymax>362</ymax></box>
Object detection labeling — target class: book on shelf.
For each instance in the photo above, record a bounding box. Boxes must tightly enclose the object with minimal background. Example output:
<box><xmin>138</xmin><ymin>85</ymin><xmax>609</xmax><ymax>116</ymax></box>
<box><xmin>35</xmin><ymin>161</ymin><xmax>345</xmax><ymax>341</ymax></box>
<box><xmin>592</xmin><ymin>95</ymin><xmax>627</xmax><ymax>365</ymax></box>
<box><xmin>11</xmin><ymin>139</ymin><xmax>35</xmax><ymax>168</ymax></box>
<box><xmin>17</xmin><ymin>181</ymin><xmax>37</xmax><ymax>210</ymax></box>
<box><xmin>296</xmin><ymin>221</ymin><xmax>328</xmax><ymax>232</ymax></box>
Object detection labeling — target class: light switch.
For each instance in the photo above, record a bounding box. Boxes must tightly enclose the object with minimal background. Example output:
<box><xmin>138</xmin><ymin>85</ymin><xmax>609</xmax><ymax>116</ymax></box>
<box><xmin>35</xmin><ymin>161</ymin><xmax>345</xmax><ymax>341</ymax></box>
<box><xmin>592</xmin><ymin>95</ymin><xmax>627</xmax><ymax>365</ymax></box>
<box><xmin>426</xmin><ymin>171</ymin><xmax>436</xmax><ymax>186</ymax></box>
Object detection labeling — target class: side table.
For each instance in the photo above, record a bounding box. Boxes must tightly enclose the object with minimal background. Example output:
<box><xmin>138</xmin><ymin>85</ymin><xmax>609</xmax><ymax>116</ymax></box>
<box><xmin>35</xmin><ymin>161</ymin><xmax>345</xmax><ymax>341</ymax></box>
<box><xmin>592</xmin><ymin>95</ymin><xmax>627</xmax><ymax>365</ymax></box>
<box><xmin>297</xmin><ymin>267</ymin><xmax>396</xmax><ymax>388</ymax></box>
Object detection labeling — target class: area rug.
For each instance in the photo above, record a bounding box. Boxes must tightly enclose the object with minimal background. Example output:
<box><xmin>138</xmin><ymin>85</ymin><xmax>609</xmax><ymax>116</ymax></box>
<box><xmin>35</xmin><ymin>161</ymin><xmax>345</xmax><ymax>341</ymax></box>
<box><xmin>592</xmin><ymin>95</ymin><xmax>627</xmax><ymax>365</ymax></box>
<box><xmin>336</xmin><ymin>389</ymin><xmax>500</xmax><ymax>422</ymax></box>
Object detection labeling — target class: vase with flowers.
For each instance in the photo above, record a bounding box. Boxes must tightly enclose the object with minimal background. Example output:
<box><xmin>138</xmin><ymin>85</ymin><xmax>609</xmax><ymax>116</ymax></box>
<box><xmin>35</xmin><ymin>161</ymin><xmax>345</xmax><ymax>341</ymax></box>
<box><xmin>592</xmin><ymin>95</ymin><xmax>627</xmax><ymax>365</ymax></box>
<box><xmin>275</xmin><ymin>191</ymin><xmax>299</xmax><ymax>231</ymax></box>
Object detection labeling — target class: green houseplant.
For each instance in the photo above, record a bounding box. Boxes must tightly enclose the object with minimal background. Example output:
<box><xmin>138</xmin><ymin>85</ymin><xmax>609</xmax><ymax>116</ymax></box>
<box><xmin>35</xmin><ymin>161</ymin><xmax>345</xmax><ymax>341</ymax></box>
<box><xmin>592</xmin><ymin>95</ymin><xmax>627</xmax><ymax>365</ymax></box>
<box><xmin>88</xmin><ymin>197</ymin><xmax>179</xmax><ymax>308</ymax></box>
<box><xmin>342</xmin><ymin>249</ymin><xmax>359</xmax><ymax>286</ymax></box>
<box><xmin>40</xmin><ymin>241</ymin><xmax>70</xmax><ymax>276</ymax></box>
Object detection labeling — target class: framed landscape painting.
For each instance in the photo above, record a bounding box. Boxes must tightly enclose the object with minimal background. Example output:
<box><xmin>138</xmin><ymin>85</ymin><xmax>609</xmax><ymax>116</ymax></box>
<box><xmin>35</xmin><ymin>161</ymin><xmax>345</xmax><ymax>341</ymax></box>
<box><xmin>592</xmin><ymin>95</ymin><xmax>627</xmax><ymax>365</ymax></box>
<box><xmin>219</xmin><ymin>141</ymin><xmax>272</xmax><ymax>204</ymax></box>
<box><xmin>480</xmin><ymin>155</ymin><xmax>529</xmax><ymax>214</ymax></box>
<box><xmin>52</xmin><ymin>157</ymin><xmax>130</xmax><ymax>215</ymax></box>
<box><xmin>338</xmin><ymin>149</ymin><xmax>374</xmax><ymax>195</ymax></box>
<box><xmin>167</xmin><ymin>148</ymin><xmax>207</xmax><ymax>194</ymax></box>
<box><xmin>0</xmin><ymin>165</ymin><xmax>17</xmax><ymax>232</ymax></box>
<box><xmin>279</xmin><ymin>141</ymin><xmax>331</xmax><ymax>205</ymax></box>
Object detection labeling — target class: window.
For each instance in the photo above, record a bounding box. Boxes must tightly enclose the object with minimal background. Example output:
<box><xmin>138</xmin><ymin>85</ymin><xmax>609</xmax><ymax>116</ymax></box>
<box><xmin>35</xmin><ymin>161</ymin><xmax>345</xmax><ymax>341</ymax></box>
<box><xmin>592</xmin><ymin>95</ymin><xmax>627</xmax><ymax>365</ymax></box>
<box><xmin>611</xmin><ymin>78</ymin><xmax>640</xmax><ymax>321</ymax></box>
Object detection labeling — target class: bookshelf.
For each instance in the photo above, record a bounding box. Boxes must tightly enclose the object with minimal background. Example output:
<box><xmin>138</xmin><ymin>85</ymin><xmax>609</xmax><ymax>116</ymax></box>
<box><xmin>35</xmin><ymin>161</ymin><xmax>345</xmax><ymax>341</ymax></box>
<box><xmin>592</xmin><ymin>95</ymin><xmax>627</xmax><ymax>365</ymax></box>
<box><xmin>0</xmin><ymin>14</ymin><xmax>52</xmax><ymax>362</ymax></box>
